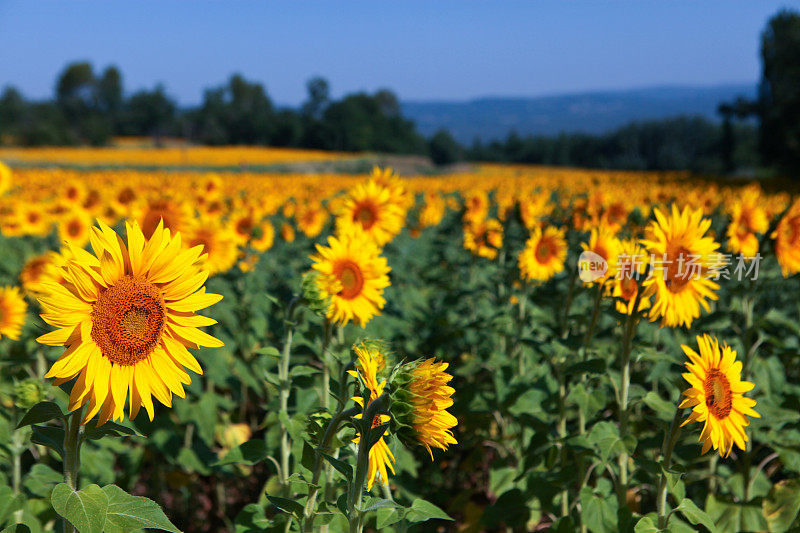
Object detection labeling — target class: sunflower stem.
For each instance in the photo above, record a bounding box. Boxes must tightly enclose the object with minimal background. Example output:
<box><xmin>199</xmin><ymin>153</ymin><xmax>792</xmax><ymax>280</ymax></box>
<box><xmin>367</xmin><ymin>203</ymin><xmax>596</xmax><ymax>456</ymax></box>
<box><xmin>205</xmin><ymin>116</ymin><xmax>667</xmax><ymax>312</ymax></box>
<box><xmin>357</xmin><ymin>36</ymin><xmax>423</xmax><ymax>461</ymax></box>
<box><xmin>656</xmin><ymin>406</ymin><xmax>682</xmax><ymax>530</ymax></box>
<box><xmin>278</xmin><ymin>298</ymin><xmax>299</xmax><ymax>487</ymax></box>
<box><xmin>303</xmin><ymin>405</ymin><xmax>359</xmax><ymax>532</ymax></box>
<box><xmin>321</xmin><ymin>318</ymin><xmax>332</xmax><ymax>410</ymax></box>
<box><xmin>62</xmin><ymin>408</ymin><xmax>84</xmax><ymax>533</ymax></box>
<box><xmin>616</xmin><ymin>284</ymin><xmax>643</xmax><ymax>509</ymax></box>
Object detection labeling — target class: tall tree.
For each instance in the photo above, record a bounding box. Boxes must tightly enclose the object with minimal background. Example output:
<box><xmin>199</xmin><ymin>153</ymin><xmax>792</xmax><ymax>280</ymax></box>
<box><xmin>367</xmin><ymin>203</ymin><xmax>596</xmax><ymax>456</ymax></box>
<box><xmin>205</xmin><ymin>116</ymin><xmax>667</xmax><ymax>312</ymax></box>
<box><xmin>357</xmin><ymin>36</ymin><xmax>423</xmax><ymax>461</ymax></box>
<box><xmin>758</xmin><ymin>9</ymin><xmax>800</xmax><ymax>174</ymax></box>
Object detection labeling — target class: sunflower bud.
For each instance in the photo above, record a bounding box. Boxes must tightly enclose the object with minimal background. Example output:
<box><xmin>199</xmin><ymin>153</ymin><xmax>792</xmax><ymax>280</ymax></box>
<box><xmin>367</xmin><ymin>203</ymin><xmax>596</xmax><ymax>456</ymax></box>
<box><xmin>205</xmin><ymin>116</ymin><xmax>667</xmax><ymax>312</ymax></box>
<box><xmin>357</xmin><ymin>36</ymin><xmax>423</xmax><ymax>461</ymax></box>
<box><xmin>14</xmin><ymin>379</ymin><xmax>45</xmax><ymax>410</ymax></box>
<box><xmin>216</xmin><ymin>422</ymin><xmax>252</xmax><ymax>452</ymax></box>
<box><xmin>301</xmin><ymin>270</ymin><xmax>331</xmax><ymax>318</ymax></box>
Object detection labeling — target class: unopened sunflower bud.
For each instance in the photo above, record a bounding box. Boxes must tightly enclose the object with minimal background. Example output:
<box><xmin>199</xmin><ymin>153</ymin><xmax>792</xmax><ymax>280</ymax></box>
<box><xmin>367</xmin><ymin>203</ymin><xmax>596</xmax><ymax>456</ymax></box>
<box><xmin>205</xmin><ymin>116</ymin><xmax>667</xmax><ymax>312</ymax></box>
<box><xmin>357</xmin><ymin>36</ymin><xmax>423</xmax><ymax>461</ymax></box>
<box><xmin>301</xmin><ymin>270</ymin><xmax>331</xmax><ymax>318</ymax></box>
<box><xmin>216</xmin><ymin>422</ymin><xmax>252</xmax><ymax>452</ymax></box>
<box><xmin>14</xmin><ymin>379</ymin><xmax>45</xmax><ymax>410</ymax></box>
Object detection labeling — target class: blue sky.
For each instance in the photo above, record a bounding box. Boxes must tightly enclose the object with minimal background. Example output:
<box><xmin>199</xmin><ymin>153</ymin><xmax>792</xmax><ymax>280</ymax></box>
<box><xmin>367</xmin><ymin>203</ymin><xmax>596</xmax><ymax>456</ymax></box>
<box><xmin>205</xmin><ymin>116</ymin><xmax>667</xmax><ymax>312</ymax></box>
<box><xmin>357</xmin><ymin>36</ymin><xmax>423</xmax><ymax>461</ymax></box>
<box><xmin>0</xmin><ymin>1</ymin><xmax>797</xmax><ymax>106</ymax></box>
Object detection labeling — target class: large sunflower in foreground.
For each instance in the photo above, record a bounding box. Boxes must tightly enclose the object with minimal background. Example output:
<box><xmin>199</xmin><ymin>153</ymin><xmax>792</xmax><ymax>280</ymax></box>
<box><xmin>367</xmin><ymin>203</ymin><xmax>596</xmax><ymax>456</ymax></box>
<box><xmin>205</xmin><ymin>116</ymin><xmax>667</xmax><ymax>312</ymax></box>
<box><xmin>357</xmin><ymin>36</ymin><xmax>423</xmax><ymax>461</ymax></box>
<box><xmin>310</xmin><ymin>231</ymin><xmax>390</xmax><ymax>327</ymax></box>
<box><xmin>393</xmin><ymin>358</ymin><xmax>457</xmax><ymax>458</ymax></box>
<box><xmin>0</xmin><ymin>286</ymin><xmax>27</xmax><ymax>340</ymax></box>
<box><xmin>640</xmin><ymin>204</ymin><xmax>720</xmax><ymax>328</ymax></box>
<box><xmin>518</xmin><ymin>226</ymin><xmax>567</xmax><ymax>282</ymax></box>
<box><xmin>772</xmin><ymin>199</ymin><xmax>800</xmax><ymax>277</ymax></box>
<box><xmin>679</xmin><ymin>334</ymin><xmax>759</xmax><ymax>457</ymax></box>
<box><xmin>336</xmin><ymin>179</ymin><xmax>405</xmax><ymax>247</ymax></box>
<box><xmin>36</xmin><ymin>220</ymin><xmax>223</xmax><ymax>425</ymax></box>
<box><xmin>349</xmin><ymin>343</ymin><xmax>395</xmax><ymax>491</ymax></box>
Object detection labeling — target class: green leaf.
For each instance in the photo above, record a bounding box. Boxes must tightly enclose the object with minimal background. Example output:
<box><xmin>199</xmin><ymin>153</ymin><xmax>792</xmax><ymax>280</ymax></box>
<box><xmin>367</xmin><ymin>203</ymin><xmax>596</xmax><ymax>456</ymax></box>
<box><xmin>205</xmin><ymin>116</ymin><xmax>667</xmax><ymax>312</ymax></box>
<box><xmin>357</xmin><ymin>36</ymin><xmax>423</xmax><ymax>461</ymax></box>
<box><xmin>16</xmin><ymin>401</ymin><xmax>65</xmax><ymax>429</ymax></box>
<box><xmin>215</xmin><ymin>440</ymin><xmax>268</xmax><ymax>466</ymax></box>
<box><xmin>633</xmin><ymin>515</ymin><xmax>659</xmax><ymax>533</ymax></box>
<box><xmin>673</xmin><ymin>498</ymin><xmax>717</xmax><ymax>533</ymax></box>
<box><xmin>50</xmin><ymin>483</ymin><xmax>109</xmax><ymax>533</ymax></box>
<box><xmin>642</xmin><ymin>392</ymin><xmax>677</xmax><ymax>421</ymax></box>
<box><xmin>267</xmin><ymin>495</ymin><xmax>304</xmax><ymax>519</ymax></box>
<box><xmin>23</xmin><ymin>464</ymin><xmax>63</xmax><ymax>497</ymax></box>
<box><xmin>566</xmin><ymin>358</ymin><xmax>606</xmax><ymax>376</ymax></box>
<box><xmin>405</xmin><ymin>499</ymin><xmax>452</xmax><ymax>523</ymax></box>
<box><xmin>102</xmin><ymin>484</ymin><xmax>181</xmax><ymax>533</ymax></box>
<box><xmin>255</xmin><ymin>346</ymin><xmax>281</xmax><ymax>358</ymax></box>
<box><xmin>321</xmin><ymin>453</ymin><xmax>353</xmax><ymax>482</ymax></box>
<box><xmin>764</xmin><ymin>479</ymin><xmax>800</xmax><ymax>533</ymax></box>
<box><xmin>31</xmin><ymin>425</ymin><xmax>65</xmax><ymax>459</ymax></box>
<box><xmin>83</xmin><ymin>421</ymin><xmax>141</xmax><ymax>441</ymax></box>
<box><xmin>361</xmin><ymin>498</ymin><xmax>398</xmax><ymax>513</ymax></box>
<box><xmin>290</xmin><ymin>365</ymin><xmax>319</xmax><ymax>378</ymax></box>
<box><xmin>376</xmin><ymin>507</ymin><xmax>402</xmax><ymax>529</ymax></box>
<box><xmin>0</xmin><ymin>486</ymin><xmax>24</xmax><ymax>526</ymax></box>
<box><xmin>579</xmin><ymin>486</ymin><xmax>618</xmax><ymax>533</ymax></box>
<box><xmin>1</xmin><ymin>525</ymin><xmax>32</xmax><ymax>533</ymax></box>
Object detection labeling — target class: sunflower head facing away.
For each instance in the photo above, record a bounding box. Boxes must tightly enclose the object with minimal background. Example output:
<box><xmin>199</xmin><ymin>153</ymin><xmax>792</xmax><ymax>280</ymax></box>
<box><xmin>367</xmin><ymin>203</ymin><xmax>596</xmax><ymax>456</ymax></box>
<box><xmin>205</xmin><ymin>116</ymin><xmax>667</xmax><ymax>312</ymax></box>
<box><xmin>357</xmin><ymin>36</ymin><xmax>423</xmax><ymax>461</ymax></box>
<box><xmin>679</xmin><ymin>334</ymin><xmax>759</xmax><ymax>458</ymax></box>
<box><xmin>36</xmin><ymin>220</ymin><xmax>224</xmax><ymax>425</ymax></box>
<box><xmin>518</xmin><ymin>226</ymin><xmax>567</xmax><ymax>283</ymax></box>
<box><xmin>310</xmin><ymin>230</ymin><xmax>391</xmax><ymax>327</ymax></box>
<box><xmin>392</xmin><ymin>358</ymin><xmax>457</xmax><ymax>459</ymax></box>
<box><xmin>348</xmin><ymin>343</ymin><xmax>395</xmax><ymax>491</ymax></box>
<box><xmin>0</xmin><ymin>286</ymin><xmax>27</xmax><ymax>340</ymax></box>
<box><xmin>640</xmin><ymin>204</ymin><xmax>720</xmax><ymax>328</ymax></box>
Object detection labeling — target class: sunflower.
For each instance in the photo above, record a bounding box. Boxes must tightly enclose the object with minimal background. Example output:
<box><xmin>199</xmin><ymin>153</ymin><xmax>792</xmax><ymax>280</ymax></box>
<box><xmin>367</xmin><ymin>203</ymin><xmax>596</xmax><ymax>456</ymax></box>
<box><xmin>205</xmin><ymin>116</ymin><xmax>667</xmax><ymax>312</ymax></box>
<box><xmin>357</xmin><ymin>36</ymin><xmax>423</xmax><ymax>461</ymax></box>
<box><xmin>295</xmin><ymin>201</ymin><xmax>328</xmax><ymax>238</ymax></box>
<box><xmin>0</xmin><ymin>286</ymin><xmax>27</xmax><ymax>340</ymax></box>
<box><xmin>229</xmin><ymin>208</ymin><xmax>259</xmax><ymax>245</ymax></box>
<box><xmin>610</xmin><ymin>239</ymin><xmax>651</xmax><ymax>315</ymax></box>
<box><xmin>310</xmin><ymin>231</ymin><xmax>390</xmax><ymax>327</ymax></box>
<box><xmin>348</xmin><ymin>343</ymin><xmax>395</xmax><ymax>491</ymax></box>
<box><xmin>184</xmin><ymin>218</ymin><xmax>239</xmax><ymax>275</ymax></box>
<box><xmin>580</xmin><ymin>225</ymin><xmax>621</xmax><ymax>284</ymax></box>
<box><xmin>640</xmin><ymin>204</ymin><xmax>720</xmax><ymax>328</ymax></box>
<box><xmin>36</xmin><ymin>220</ymin><xmax>224</xmax><ymax>425</ymax></box>
<box><xmin>418</xmin><ymin>192</ymin><xmax>445</xmax><ymax>230</ymax></box>
<box><xmin>772</xmin><ymin>199</ymin><xmax>800</xmax><ymax>277</ymax></box>
<box><xmin>336</xmin><ymin>179</ymin><xmax>405</xmax><ymax>247</ymax></box>
<box><xmin>57</xmin><ymin>208</ymin><xmax>93</xmax><ymax>248</ymax></box>
<box><xmin>251</xmin><ymin>221</ymin><xmax>275</xmax><ymax>252</ymax></box>
<box><xmin>18</xmin><ymin>202</ymin><xmax>51</xmax><ymax>237</ymax></box>
<box><xmin>518</xmin><ymin>226</ymin><xmax>567</xmax><ymax>282</ymax></box>
<box><xmin>679</xmin><ymin>334</ymin><xmax>760</xmax><ymax>457</ymax></box>
<box><xmin>280</xmin><ymin>222</ymin><xmax>296</xmax><ymax>243</ymax></box>
<box><xmin>392</xmin><ymin>358</ymin><xmax>457</xmax><ymax>458</ymax></box>
<box><xmin>20</xmin><ymin>251</ymin><xmax>67</xmax><ymax>294</ymax></box>
<box><xmin>136</xmin><ymin>197</ymin><xmax>193</xmax><ymax>239</ymax></box>
<box><xmin>0</xmin><ymin>161</ymin><xmax>11</xmax><ymax>196</ymax></box>
<box><xmin>463</xmin><ymin>219</ymin><xmax>503</xmax><ymax>260</ymax></box>
<box><xmin>726</xmin><ymin>187</ymin><xmax>768</xmax><ymax>257</ymax></box>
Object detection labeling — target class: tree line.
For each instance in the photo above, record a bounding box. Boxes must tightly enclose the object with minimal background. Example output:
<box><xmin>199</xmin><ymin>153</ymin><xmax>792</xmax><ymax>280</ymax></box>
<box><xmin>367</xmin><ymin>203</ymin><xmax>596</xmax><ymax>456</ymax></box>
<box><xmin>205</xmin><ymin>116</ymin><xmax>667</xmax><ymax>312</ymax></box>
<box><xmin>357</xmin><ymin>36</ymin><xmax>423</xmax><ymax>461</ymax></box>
<box><xmin>0</xmin><ymin>9</ymin><xmax>797</xmax><ymax>175</ymax></box>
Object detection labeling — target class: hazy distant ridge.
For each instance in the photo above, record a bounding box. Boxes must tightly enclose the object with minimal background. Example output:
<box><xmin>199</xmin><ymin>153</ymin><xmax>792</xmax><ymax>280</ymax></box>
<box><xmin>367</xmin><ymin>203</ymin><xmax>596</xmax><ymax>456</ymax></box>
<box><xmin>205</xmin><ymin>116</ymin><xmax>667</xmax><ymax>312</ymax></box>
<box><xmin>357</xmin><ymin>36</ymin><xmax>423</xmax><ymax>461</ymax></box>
<box><xmin>400</xmin><ymin>83</ymin><xmax>755</xmax><ymax>142</ymax></box>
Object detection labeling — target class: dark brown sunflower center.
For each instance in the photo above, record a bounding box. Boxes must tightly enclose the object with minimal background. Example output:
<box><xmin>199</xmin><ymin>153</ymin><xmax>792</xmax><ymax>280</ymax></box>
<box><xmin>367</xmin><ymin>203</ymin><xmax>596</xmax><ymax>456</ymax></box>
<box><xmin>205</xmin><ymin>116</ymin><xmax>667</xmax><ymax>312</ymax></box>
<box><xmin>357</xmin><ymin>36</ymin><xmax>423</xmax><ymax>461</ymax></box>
<box><xmin>665</xmin><ymin>246</ymin><xmax>694</xmax><ymax>293</ymax></box>
<box><xmin>536</xmin><ymin>238</ymin><xmax>554</xmax><ymax>263</ymax></box>
<box><xmin>117</xmin><ymin>187</ymin><xmax>135</xmax><ymax>205</ymax></box>
<box><xmin>620</xmin><ymin>277</ymin><xmax>638</xmax><ymax>301</ymax></box>
<box><xmin>67</xmin><ymin>219</ymin><xmax>82</xmax><ymax>237</ymax></box>
<box><xmin>91</xmin><ymin>275</ymin><xmax>166</xmax><ymax>366</ymax></box>
<box><xmin>335</xmin><ymin>260</ymin><xmax>364</xmax><ymax>300</ymax></box>
<box><xmin>703</xmin><ymin>369</ymin><xmax>732</xmax><ymax>419</ymax></box>
<box><xmin>353</xmin><ymin>202</ymin><xmax>378</xmax><ymax>230</ymax></box>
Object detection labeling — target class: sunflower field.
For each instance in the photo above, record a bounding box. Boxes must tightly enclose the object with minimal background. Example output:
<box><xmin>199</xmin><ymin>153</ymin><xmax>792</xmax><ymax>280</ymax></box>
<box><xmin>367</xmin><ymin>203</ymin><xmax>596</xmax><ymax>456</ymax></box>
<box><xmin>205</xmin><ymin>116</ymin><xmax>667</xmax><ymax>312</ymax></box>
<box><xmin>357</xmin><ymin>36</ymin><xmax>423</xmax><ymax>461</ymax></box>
<box><xmin>0</xmin><ymin>149</ymin><xmax>799</xmax><ymax>533</ymax></box>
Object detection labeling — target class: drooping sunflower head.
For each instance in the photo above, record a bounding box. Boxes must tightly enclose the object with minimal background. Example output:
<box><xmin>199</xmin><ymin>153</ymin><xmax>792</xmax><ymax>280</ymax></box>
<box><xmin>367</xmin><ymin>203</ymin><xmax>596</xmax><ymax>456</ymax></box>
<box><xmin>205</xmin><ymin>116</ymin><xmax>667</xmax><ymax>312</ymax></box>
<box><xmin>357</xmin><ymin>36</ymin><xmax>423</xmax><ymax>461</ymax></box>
<box><xmin>0</xmin><ymin>286</ymin><xmax>27</xmax><ymax>340</ymax></box>
<box><xmin>336</xmin><ymin>179</ymin><xmax>405</xmax><ymax>247</ymax></box>
<box><xmin>679</xmin><ymin>334</ymin><xmax>760</xmax><ymax>458</ymax></box>
<box><xmin>518</xmin><ymin>225</ymin><xmax>567</xmax><ymax>282</ymax></box>
<box><xmin>463</xmin><ymin>218</ymin><xmax>504</xmax><ymax>260</ymax></box>
<box><xmin>772</xmin><ymin>199</ymin><xmax>800</xmax><ymax>277</ymax></box>
<box><xmin>310</xmin><ymin>231</ymin><xmax>391</xmax><ymax>327</ymax></box>
<box><xmin>640</xmin><ymin>204</ymin><xmax>721</xmax><ymax>328</ymax></box>
<box><xmin>36</xmin><ymin>220</ymin><xmax>224</xmax><ymax>425</ymax></box>
<box><xmin>348</xmin><ymin>342</ymin><xmax>395</xmax><ymax>491</ymax></box>
<box><xmin>391</xmin><ymin>357</ymin><xmax>457</xmax><ymax>459</ymax></box>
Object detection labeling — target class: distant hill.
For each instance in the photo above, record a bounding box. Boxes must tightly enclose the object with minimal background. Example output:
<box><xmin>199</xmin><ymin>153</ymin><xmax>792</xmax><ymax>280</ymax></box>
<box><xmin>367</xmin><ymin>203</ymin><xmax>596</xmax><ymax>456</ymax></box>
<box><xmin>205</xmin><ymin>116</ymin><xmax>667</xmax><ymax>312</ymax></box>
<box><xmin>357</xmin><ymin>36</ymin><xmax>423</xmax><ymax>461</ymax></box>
<box><xmin>400</xmin><ymin>83</ymin><xmax>756</xmax><ymax>143</ymax></box>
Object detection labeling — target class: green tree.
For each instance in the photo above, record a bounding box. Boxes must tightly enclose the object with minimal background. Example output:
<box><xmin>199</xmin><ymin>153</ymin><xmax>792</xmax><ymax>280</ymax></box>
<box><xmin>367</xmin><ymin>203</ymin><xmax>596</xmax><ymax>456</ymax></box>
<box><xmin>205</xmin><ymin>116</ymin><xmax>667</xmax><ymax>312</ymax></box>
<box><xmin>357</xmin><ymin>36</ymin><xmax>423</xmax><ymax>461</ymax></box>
<box><xmin>429</xmin><ymin>129</ymin><xmax>463</xmax><ymax>165</ymax></box>
<box><xmin>759</xmin><ymin>9</ymin><xmax>800</xmax><ymax>174</ymax></box>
